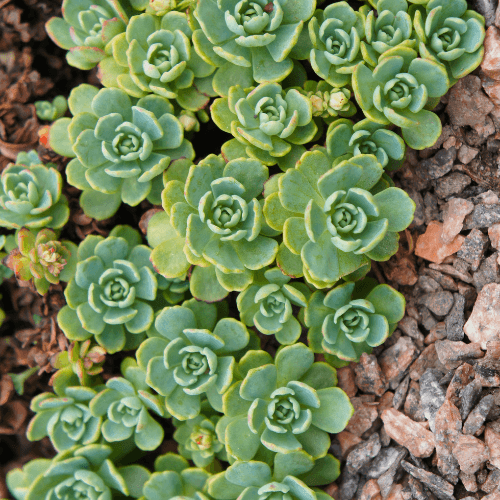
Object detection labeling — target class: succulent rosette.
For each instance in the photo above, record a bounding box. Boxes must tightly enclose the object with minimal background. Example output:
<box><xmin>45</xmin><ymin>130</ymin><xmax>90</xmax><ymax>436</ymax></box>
<box><xmin>52</xmin><ymin>340</ymin><xmax>107</xmax><ymax>388</ymax></box>
<box><xmin>141</xmin><ymin>452</ymin><xmax>211</xmax><ymax>500</ymax></box>
<box><xmin>100</xmin><ymin>12</ymin><xmax>218</xmax><ymax>111</ymax></box>
<box><xmin>361</xmin><ymin>0</ymin><xmax>416</xmax><ymax>67</ymax></box>
<box><xmin>263</xmin><ymin>150</ymin><xmax>415</xmax><ymax>288</ymax></box>
<box><xmin>90</xmin><ymin>358</ymin><xmax>166</xmax><ymax>451</ymax></box>
<box><xmin>309</xmin><ymin>1</ymin><xmax>365</xmax><ymax>87</ymax></box>
<box><xmin>136</xmin><ymin>301</ymin><xmax>250</xmax><ymax>420</ymax></box>
<box><xmin>353</xmin><ymin>46</ymin><xmax>449</xmax><ymax>149</ymax></box>
<box><xmin>192</xmin><ymin>0</ymin><xmax>316</xmax><ymax>96</ymax></box>
<box><xmin>302</xmin><ymin>80</ymin><xmax>356</xmax><ymax>122</ymax></box>
<box><xmin>174</xmin><ymin>414</ymin><xmax>227</xmax><ymax>467</ymax></box>
<box><xmin>6</xmin><ymin>444</ymin><xmax>150</xmax><ymax>500</ymax></box>
<box><xmin>6</xmin><ymin>228</ymin><xmax>78</xmax><ymax>295</ymax></box>
<box><xmin>217</xmin><ymin>343</ymin><xmax>353</xmax><ymax>462</ymax></box>
<box><xmin>211</xmin><ymin>82</ymin><xmax>317</xmax><ymax>170</ymax></box>
<box><xmin>150</xmin><ymin>154</ymin><xmax>278</xmax><ymax>302</ymax></box>
<box><xmin>0</xmin><ymin>152</ymin><xmax>69</xmax><ymax>230</ymax></box>
<box><xmin>0</xmin><ymin>234</ymin><xmax>15</xmax><ymax>281</ymax></box>
<box><xmin>144</xmin><ymin>0</ymin><xmax>197</xmax><ymax>15</ymax></box>
<box><xmin>162</xmin><ymin>276</ymin><xmax>190</xmax><ymax>304</ymax></box>
<box><xmin>208</xmin><ymin>460</ymin><xmax>336</xmax><ymax>500</ymax></box>
<box><xmin>237</xmin><ymin>267</ymin><xmax>309</xmax><ymax>345</ymax></box>
<box><xmin>45</xmin><ymin>0</ymin><xmax>132</xmax><ymax>70</ymax></box>
<box><xmin>57</xmin><ymin>226</ymin><xmax>168</xmax><ymax>354</ymax></box>
<box><xmin>27</xmin><ymin>386</ymin><xmax>101</xmax><ymax>452</ymax></box>
<box><xmin>306</xmin><ymin>280</ymin><xmax>405</xmax><ymax>362</ymax></box>
<box><xmin>51</xmin><ymin>84</ymin><xmax>194</xmax><ymax>220</ymax></box>
<box><xmin>413</xmin><ymin>0</ymin><xmax>485</xmax><ymax>84</ymax></box>
<box><xmin>326</xmin><ymin>118</ymin><xmax>405</xmax><ymax>171</ymax></box>
<box><xmin>35</xmin><ymin>96</ymin><xmax>68</xmax><ymax>121</ymax></box>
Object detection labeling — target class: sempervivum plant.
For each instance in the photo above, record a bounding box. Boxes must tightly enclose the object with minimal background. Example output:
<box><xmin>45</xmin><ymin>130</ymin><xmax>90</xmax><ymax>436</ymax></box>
<box><xmin>353</xmin><ymin>46</ymin><xmax>450</xmax><ymax>149</ymax></box>
<box><xmin>306</xmin><ymin>280</ymin><xmax>405</xmax><ymax>362</ymax></box>
<box><xmin>52</xmin><ymin>340</ymin><xmax>106</xmax><ymax>389</ymax></box>
<box><xmin>141</xmin><ymin>452</ymin><xmax>211</xmax><ymax>500</ymax></box>
<box><xmin>174</xmin><ymin>414</ymin><xmax>227</xmax><ymax>467</ymax></box>
<box><xmin>413</xmin><ymin>0</ymin><xmax>485</xmax><ymax>84</ymax></box>
<box><xmin>237</xmin><ymin>267</ymin><xmax>309</xmax><ymax>345</ymax></box>
<box><xmin>6</xmin><ymin>443</ymin><xmax>150</xmax><ymax>500</ymax></box>
<box><xmin>208</xmin><ymin>460</ymin><xmax>336</xmax><ymax>500</ymax></box>
<box><xmin>302</xmin><ymin>80</ymin><xmax>356</xmax><ymax>122</ymax></box>
<box><xmin>326</xmin><ymin>118</ymin><xmax>406</xmax><ymax>171</ymax></box>
<box><xmin>0</xmin><ymin>234</ymin><xmax>17</xmax><ymax>282</ymax></box>
<box><xmin>192</xmin><ymin>0</ymin><xmax>316</xmax><ymax>95</ymax></box>
<box><xmin>361</xmin><ymin>0</ymin><xmax>416</xmax><ymax>67</ymax></box>
<box><xmin>309</xmin><ymin>1</ymin><xmax>365</xmax><ymax>86</ymax></box>
<box><xmin>150</xmin><ymin>154</ymin><xmax>278</xmax><ymax>301</ymax></box>
<box><xmin>136</xmin><ymin>301</ymin><xmax>251</xmax><ymax>419</ymax></box>
<box><xmin>6</xmin><ymin>228</ymin><xmax>78</xmax><ymax>295</ymax></box>
<box><xmin>51</xmin><ymin>84</ymin><xmax>194</xmax><ymax>220</ymax></box>
<box><xmin>90</xmin><ymin>358</ymin><xmax>166</xmax><ymax>450</ymax></box>
<box><xmin>162</xmin><ymin>276</ymin><xmax>190</xmax><ymax>304</ymax></box>
<box><xmin>217</xmin><ymin>343</ymin><xmax>353</xmax><ymax>462</ymax></box>
<box><xmin>45</xmin><ymin>0</ymin><xmax>132</xmax><ymax>70</ymax></box>
<box><xmin>263</xmin><ymin>150</ymin><xmax>415</xmax><ymax>288</ymax></box>
<box><xmin>35</xmin><ymin>96</ymin><xmax>68</xmax><ymax>121</ymax></box>
<box><xmin>211</xmin><ymin>82</ymin><xmax>317</xmax><ymax>170</ymax></box>
<box><xmin>0</xmin><ymin>151</ymin><xmax>69</xmax><ymax>230</ymax></box>
<box><xmin>100</xmin><ymin>12</ymin><xmax>217</xmax><ymax>111</ymax></box>
<box><xmin>57</xmin><ymin>226</ymin><xmax>168</xmax><ymax>354</ymax></box>
<box><xmin>27</xmin><ymin>386</ymin><xmax>101</xmax><ymax>452</ymax></box>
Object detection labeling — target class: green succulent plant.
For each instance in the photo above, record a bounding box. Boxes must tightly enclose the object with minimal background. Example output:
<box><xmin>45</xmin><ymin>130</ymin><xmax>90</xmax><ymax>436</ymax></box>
<box><xmin>151</xmin><ymin>154</ymin><xmax>279</xmax><ymax>302</ymax></box>
<box><xmin>192</xmin><ymin>0</ymin><xmax>316</xmax><ymax>96</ymax></box>
<box><xmin>57</xmin><ymin>226</ymin><xmax>168</xmax><ymax>354</ymax></box>
<box><xmin>144</xmin><ymin>0</ymin><xmax>197</xmax><ymax>16</ymax></box>
<box><xmin>90</xmin><ymin>358</ymin><xmax>166</xmax><ymax>450</ymax></box>
<box><xmin>301</xmin><ymin>80</ymin><xmax>356</xmax><ymax>122</ymax></box>
<box><xmin>212</xmin><ymin>82</ymin><xmax>317</xmax><ymax>170</ymax></box>
<box><xmin>140</xmin><ymin>452</ymin><xmax>211</xmax><ymax>500</ymax></box>
<box><xmin>178</xmin><ymin>109</ymin><xmax>210</xmax><ymax>133</ymax></box>
<box><xmin>309</xmin><ymin>1</ymin><xmax>365</xmax><ymax>87</ymax></box>
<box><xmin>0</xmin><ymin>234</ymin><xmax>16</xmax><ymax>281</ymax></box>
<box><xmin>6</xmin><ymin>228</ymin><xmax>78</xmax><ymax>295</ymax></box>
<box><xmin>6</xmin><ymin>443</ymin><xmax>150</xmax><ymax>500</ymax></box>
<box><xmin>35</xmin><ymin>96</ymin><xmax>68</xmax><ymax>121</ymax></box>
<box><xmin>162</xmin><ymin>276</ymin><xmax>190</xmax><ymax>304</ymax></box>
<box><xmin>100</xmin><ymin>12</ymin><xmax>218</xmax><ymax>112</ymax></box>
<box><xmin>208</xmin><ymin>460</ymin><xmax>335</xmax><ymax>500</ymax></box>
<box><xmin>52</xmin><ymin>340</ymin><xmax>107</xmax><ymax>387</ymax></box>
<box><xmin>326</xmin><ymin>118</ymin><xmax>405</xmax><ymax>171</ymax></box>
<box><xmin>237</xmin><ymin>267</ymin><xmax>309</xmax><ymax>345</ymax></box>
<box><xmin>353</xmin><ymin>46</ymin><xmax>449</xmax><ymax>149</ymax></box>
<box><xmin>27</xmin><ymin>385</ymin><xmax>102</xmax><ymax>452</ymax></box>
<box><xmin>306</xmin><ymin>279</ymin><xmax>405</xmax><ymax>362</ymax></box>
<box><xmin>45</xmin><ymin>0</ymin><xmax>132</xmax><ymax>70</ymax></box>
<box><xmin>361</xmin><ymin>0</ymin><xmax>416</xmax><ymax>67</ymax></box>
<box><xmin>217</xmin><ymin>343</ymin><xmax>353</xmax><ymax>462</ymax></box>
<box><xmin>136</xmin><ymin>301</ymin><xmax>250</xmax><ymax>420</ymax></box>
<box><xmin>0</xmin><ymin>151</ymin><xmax>69</xmax><ymax>230</ymax></box>
<box><xmin>263</xmin><ymin>150</ymin><xmax>415</xmax><ymax>288</ymax></box>
<box><xmin>174</xmin><ymin>414</ymin><xmax>227</xmax><ymax>467</ymax></box>
<box><xmin>413</xmin><ymin>0</ymin><xmax>485</xmax><ymax>83</ymax></box>
<box><xmin>51</xmin><ymin>84</ymin><xmax>194</xmax><ymax>220</ymax></box>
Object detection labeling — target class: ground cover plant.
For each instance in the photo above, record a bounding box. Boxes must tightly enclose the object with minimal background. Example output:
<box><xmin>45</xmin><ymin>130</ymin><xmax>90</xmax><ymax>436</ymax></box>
<box><xmin>0</xmin><ymin>0</ymin><xmax>487</xmax><ymax>498</ymax></box>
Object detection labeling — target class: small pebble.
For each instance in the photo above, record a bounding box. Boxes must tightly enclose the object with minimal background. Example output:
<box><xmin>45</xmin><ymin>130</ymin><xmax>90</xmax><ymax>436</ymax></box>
<box><xmin>463</xmin><ymin>394</ymin><xmax>495</xmax><ymax>435</ymax></box>
<box><xmin>418</xmin><ymin>291</ymin><xmax>454</xmax><ymax>317</ymax></box>
<box><xmin>457</xmin><ymin>228</ymin><xmax>489</xmax><ymax>270</ymax></box>
<box><xmin>445</xmin><ymin>293</ymin><xmax>465</xmax><ymax>341</ymax></box>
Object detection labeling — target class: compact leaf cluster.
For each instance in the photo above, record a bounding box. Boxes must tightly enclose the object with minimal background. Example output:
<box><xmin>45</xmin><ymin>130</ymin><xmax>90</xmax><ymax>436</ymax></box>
<box><xmin>5</xmin><ymin>0</ymin><xmax>485</xmax><ymax>498</ymax></box>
